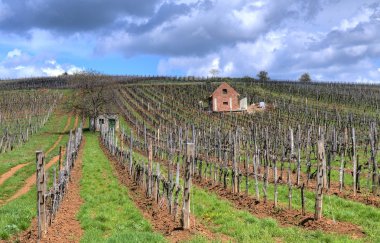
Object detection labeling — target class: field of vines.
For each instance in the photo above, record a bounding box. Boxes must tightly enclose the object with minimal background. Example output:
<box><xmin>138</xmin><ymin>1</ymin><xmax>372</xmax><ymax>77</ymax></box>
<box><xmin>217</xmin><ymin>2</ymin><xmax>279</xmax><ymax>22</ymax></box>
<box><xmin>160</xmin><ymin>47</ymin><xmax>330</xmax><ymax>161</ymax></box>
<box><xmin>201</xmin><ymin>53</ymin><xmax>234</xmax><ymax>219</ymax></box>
<box><xmin>110</xmin><ymin>80</ymin><xmax>380</xmax><ymax>242</ymax></box>
<box><xmin>0</xmin><ymin>90</ymin><xmax>61</xmax><ymax>153</ymax></box>
<box><xmin>1</xmin><ymin>78</ymin><xmax>380</xmax><ymax>242</ymax></box>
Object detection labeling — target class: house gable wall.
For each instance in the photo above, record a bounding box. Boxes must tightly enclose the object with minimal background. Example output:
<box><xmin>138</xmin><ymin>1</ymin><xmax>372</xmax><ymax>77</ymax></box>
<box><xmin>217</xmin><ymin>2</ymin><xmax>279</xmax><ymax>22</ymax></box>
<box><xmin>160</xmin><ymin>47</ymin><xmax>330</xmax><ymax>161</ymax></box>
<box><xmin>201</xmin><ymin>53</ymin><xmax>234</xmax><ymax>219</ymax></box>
<box><xmin>210</xmin><ymin>82</ymin><xmax>240</xmax><ymax>112</ymax></box>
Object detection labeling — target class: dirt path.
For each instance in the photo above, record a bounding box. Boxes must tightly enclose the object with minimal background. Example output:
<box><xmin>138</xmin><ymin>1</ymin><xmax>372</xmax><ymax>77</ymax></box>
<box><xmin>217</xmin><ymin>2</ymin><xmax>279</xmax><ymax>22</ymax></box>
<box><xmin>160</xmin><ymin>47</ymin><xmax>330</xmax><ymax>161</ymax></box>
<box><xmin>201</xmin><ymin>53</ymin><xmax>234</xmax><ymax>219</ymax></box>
<box><xmin>99</xmin><ymin>139</ymin><xmax>230</xmax><ymax>243</ymax></box>
<box><xmin>73</xmin><ymin>114</ymin><xmax>79</xmax><ymax>129</ymax></box>
<box><xmin>15</xmin><ymin>138</ymin><xmax>85</xmax><ymax>243</ymax></box>
<box><xmin>46</xmin><ymin>113</ymin><xmax>73</xmax><ymax>155</ymax></box>
<box><xmin>0</xmin><ymin>114</ymin><xmax>72</xmax><ymax>188</ymax></box>
<box><xmin>5</xmin><ymin>154</ymin><xmax>61</xmax><ymax>204</ymax></box>
<box><xmin>0</xmin><ymin>163</ymin><xmax>30</xmax><ymax>186</ymax></box>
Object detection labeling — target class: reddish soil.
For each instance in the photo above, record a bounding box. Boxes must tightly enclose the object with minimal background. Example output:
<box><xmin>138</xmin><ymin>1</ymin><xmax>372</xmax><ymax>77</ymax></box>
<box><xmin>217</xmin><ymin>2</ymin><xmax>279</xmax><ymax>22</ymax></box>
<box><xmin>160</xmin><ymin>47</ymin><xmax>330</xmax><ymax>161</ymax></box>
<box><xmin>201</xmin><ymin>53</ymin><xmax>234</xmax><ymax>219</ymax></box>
<box><xmin>0</xmin><ymin>113</ymin><xmax>72</xmax><ymax>191</ymax></box>
<box><xmin>0</xmin><ymin>163</ymin><xmax>30</xmax><ymax>186</ymax></box>
<box><xmin>199</xmin><ymin>156</ymin><xmax>380</xmax><ymax>208</ymax></box>
<box><xmin>99</xmin><ymin>139</ymin><xmax>230</xmax><ymax>243</ymax></box>
<box><xmin>5</xmin><ymin>154</ymin><xmax>61</xmax><ymax>204</ymax></box>
<box><xmin>152</xmin><ymin>154</ymin><xmax>365</xmax><ymax>239</ymax></box>
<box><xmin>194</xmin><ymin>178</ymin><xmax>365</xmax><ymax>239</ymax></box>
<box><xmin>254</xmin><ymin>166</ymin><xmax>380</xmax><ymax>208</ymax></box>
<box><xmin>73</xmin><ymin>114</ymin><xmax>79</xmax><ymax>129</ymax></box>
<box><xmin>14</xmin><ymin>138</ymin><xmax>85</xmax><ymax>243</ymax></box>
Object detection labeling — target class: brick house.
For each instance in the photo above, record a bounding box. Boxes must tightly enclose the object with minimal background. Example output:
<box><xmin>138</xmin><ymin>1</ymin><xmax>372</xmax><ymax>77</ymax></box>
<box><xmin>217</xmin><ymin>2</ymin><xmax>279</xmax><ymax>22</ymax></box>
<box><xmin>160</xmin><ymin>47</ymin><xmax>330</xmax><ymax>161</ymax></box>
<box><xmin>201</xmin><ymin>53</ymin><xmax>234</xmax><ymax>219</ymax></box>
<box><xmin>209</xmin><ymin>82</ymin><xmax>240</xmax><ymax>112</ymax></box>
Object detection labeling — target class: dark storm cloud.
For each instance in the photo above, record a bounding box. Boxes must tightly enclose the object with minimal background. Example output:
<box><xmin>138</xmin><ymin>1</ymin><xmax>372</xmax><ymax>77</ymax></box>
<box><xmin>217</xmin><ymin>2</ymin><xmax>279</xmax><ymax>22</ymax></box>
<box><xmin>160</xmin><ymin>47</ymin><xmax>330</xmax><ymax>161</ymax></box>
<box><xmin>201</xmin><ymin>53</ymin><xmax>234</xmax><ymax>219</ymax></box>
<box><xmin>0</xmin><ymin>0</ymin><xmax>160</xmax><ymax>32</ymax></box>
<box><xmin>124</xmin><ymin>2</ymin><xmax>193</xmax><ymax>34</ymax></box>
<box><xmin>99</xmin><ymin>0</ymin><xmax>317</xmax><ymax>57</ymax></box>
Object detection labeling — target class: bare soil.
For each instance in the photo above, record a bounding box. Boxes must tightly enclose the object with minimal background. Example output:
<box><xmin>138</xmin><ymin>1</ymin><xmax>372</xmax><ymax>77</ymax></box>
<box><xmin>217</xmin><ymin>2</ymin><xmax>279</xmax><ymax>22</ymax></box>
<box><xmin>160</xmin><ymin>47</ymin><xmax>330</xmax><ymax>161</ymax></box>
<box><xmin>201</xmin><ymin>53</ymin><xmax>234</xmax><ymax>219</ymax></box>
<box><xmin>153</xmin><ymin>154</ymin><xmax>365</xmax><ymax>239</ymax></box>
<box><xmin>0</xmin><ymin>163</ymin><xmax>30</xmax><ymax>186</ymax></box>
<box><xmin>194</xmin><ymin>178</ymin><xmax>365</xmax><ymax>239</ymax></box>
<box><xmin>14</xmin><ymin>137</ymin><xmax>85</xmax><ymax>243</ymax></box>
<box><xmin>0</xmin><ymin>114</ymin><xmax>73</xmax><ymax>190</ymax></box>
<box><xmin>99</xmin><ymin>139</ymin><xmax>230</xmax><ymax>243</ymax></box>
<box><xmin>253</xmin><ymin>165</ymin><xmax>380</xmax><ymax>208</ymax></box>
<box><xmin>201</xmin><ymin>157</ymin><xmax>380</xmax><ymax>208</ymax></box>
<box><xmin>5</xmin><ymin>154</ymin><xmax>60</xmax><ymax>204</ymax></box>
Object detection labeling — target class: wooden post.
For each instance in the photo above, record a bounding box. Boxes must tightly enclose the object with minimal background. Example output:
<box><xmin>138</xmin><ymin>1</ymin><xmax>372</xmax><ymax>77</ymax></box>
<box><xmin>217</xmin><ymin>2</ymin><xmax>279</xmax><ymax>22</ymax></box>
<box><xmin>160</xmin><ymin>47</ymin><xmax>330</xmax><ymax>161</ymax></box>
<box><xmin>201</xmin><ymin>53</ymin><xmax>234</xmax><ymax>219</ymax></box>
<box><xmin>306</xmin><ymin>128</ymin><xmax>311</xmax><ymax>186</ymax></box>
<box><xmin>273</xmin><ymin>158</ymin><xmax>278</xmax><ymax>208</ymax></box>
<box><xmin>232</xmin><ymin>135</ymin><xmax>238</xmax><ymax>194</ymax></box>
<box><xmin>245</xmin><ymin>153</ymin><xmax>249</xmax><ymax>196</ymax></box>
<box><xmin>352</xmin><ymin>127</ymin><xmax>357</xmax><ymax>196</ymax></box>
<box><xmin>315</xmin><ymin>139</ymin><xmax>325</xmax><ymax>220</ymax></box>
<box><xmin>370</xmin><ymin>123</ymin><xmax>378</xmax><ymax>194</ymax></box>
<box><xmin>301</xmin><ymin>183</ymin><xmax>305</xmax><ymax>216</ymax></box>
<box><xmin>129</xmin><ymin>132</ymin><xmax>133</xmax><ymax>175</ymax></box>
<box><xmin>181</xmin><ymin>143</ymin><xmax>194</xmax><ymax>230</ymax></box>
<box><xmin>147</xmin><ymin>140</ymin><xmax>153</xmax><ymax>198</ymax></box>
<box><xmin>296</xmin><ymin>125</ymin><xmax>301</xmax><ymax>186</ymax></box>
<box><xmin>36</xmin><ymin>151</ymin><xmax>46</xmax><ymax>239</ymax></box>
<box><xmin>58</xmin><ymin>146</ymin><xmax>62</xmax><ymax>170</ymax></box>
<box><xmin>339</xmin><ymin>151</ymin><xmax>345</xmax><ymax>192</ymax></box>
<box><xmin>253</xmin><ymin>146</ymin><xmax>260</xmax><ymax>201</ymax></box>
<box><xmin>155</xmin><ymin>164</ymin><xmax>160</xmax><ymax>203</ymax></box>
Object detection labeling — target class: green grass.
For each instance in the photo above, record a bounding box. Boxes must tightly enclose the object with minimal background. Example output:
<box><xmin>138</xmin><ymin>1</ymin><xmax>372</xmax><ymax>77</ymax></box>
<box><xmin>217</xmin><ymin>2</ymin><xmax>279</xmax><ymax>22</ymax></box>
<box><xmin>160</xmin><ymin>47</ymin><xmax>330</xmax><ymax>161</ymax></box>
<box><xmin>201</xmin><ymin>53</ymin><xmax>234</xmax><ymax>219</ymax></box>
<box><xmin>242</xmin><ymin>175</ymin><xmax>380</xmax><ymax>242</ymax></box>
<box><xmin>0</xmin><ymin>112</ymin><xmax>70</xmax><ymax>173</ymax></box>
<box><xmin>125</xmin><ymin>145</ymin><xmax>352</xmax><ymax>243</ymax></box>
<box><xmin>118</xmin><ymin>106</ymin><xmax>380</xmax><ymax>242</ymax></box>
<box><xmin>0</xmin><ymin>189</ymin><xmax>36</xmax><ymax>239</ymax></box>
<box><xmin>78</xmin><ymin>132</ymin><xmax>165</xmax><ymax>242</ymax></box>
<box><xmin>191</xmin><ymin>187</ymin><xmax>353</xmax><ymax>243</ymax></box>
<box><xmin>0</xmin><ymin>112</ymin><xmax>74</xmax><ymax>201</ymax></box>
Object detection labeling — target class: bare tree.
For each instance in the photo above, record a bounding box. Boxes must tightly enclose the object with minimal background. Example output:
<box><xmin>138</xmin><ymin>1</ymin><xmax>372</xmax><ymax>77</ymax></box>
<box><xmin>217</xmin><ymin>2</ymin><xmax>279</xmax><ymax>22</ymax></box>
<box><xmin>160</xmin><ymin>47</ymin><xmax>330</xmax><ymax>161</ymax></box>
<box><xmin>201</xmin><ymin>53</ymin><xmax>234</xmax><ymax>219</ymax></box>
<box><xmin>209</xmin><ymin>68</ymin><xmax>220</xmax><ymax>77</ymax></box>
<box><xmin>70</xmin><ymin>71</ymin><xmax>115</xmax><ymax>131</ymax></box>
<box><xmin>257</xmin><ymin>70</ymin><xmax>270</xmax><ymax>82</ymax></box>
<box><xmin>299</xmin><ymin>73</ymin><xmax>312</xmax><ymax>83</ymax></box>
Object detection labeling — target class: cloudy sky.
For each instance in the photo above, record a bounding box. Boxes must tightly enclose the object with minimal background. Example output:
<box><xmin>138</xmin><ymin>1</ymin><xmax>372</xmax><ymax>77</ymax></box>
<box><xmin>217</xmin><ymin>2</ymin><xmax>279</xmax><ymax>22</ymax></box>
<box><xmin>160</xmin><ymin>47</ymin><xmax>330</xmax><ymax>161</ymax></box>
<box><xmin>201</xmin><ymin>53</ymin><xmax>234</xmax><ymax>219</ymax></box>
<box><xmin>0</xmin><ymin>0</ymin><xmax>379</xmax><ymax>82</ymax></box>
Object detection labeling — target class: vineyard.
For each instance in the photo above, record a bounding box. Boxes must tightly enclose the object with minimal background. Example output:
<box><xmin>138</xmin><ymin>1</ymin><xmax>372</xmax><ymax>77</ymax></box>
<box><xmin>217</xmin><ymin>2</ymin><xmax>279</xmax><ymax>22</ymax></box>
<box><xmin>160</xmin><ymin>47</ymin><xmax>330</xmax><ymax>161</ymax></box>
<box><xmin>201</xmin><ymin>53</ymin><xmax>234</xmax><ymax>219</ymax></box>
<box><xmin>0</xmin><ymin>77</ymin><xmax>379</xmax><ymax>242</ymax></box>
<box><xmin>0</xmin><ymin>90</ymin><xmax>61</xmax><ymax>153</ymax></box>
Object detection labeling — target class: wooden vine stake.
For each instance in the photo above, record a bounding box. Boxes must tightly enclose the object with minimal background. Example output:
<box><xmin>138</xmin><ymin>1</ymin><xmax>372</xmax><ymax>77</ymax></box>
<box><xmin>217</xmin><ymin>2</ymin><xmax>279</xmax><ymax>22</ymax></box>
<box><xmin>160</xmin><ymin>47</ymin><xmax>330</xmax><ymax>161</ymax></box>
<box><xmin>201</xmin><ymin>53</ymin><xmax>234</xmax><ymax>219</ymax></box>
<box><xmin>352</xmin><ymin>127</ymin><xmax>357</xmax><ymax>197</ymax></box>
<box><xmin>181</xmin><ymin>142</ymin><xmax>194</xmax><ymax>230</ymax></box>
<box><xmin>370</xmin><ymin>122</ymin><xmax>378</xmax><ymax>194</ymax></box>
<box><xmin>301</xmin><ymin>183</ymin><xmax>306</xmax><ymax>216</ymax></box>
<box><xmin>36</xmin><ymin>151</ymin><xmax>46</xmax><ymax>240</ymax></box>
<box><xmin>315</xmin><ymin>139</ymin><xmax>325</xmax><ymax>220</ymax></box>
<box><xmin>147</xmin><ymin>139</ymin><xmax>153</xmax><ymax>198</ymax></box>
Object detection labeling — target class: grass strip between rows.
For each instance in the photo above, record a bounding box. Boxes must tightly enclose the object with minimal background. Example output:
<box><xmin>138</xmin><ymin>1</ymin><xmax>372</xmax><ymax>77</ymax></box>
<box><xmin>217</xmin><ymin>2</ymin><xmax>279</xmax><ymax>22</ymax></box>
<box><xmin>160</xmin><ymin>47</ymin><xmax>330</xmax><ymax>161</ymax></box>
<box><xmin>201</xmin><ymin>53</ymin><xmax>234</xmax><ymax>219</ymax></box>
<box><xmin>78</xmin><ymin>132</ymin><xmax>165</xmax><ymax>242</ymax></box>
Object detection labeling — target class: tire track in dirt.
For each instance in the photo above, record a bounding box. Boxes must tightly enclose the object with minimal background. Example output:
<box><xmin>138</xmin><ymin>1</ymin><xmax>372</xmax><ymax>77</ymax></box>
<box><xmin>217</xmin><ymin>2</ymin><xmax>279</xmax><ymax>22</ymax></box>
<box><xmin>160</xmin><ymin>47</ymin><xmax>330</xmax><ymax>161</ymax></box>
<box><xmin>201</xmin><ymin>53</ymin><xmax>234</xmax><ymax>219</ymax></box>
<box><xmin>15</xmin><ymin>138</ymin><xmax>85</xmax><ymax>243</ymax></box>
<box><xmin>0</xmin><ymin>114</ymin><xmax>72</xmax><ymax>189</ymax></box>
<box><xmin>0</xmin><ymin>113</ymin><xmax>73</xmax><ymax>204</ymax></box>
<box><xmin>0</xmin><ymin>163</ymin><xmax>30</xmax><ymax>186</ymax></box>
<box><xmin>73</xmin><ymin>114</ymin><xmax>79</xmax><ymax>130</ymax></box>
<box><xmin>5</xmin><ymin>154</ymin><xmax>61</xmax><ymax>204</ymax></box>
<box><xmin>99</xmin><ymin>138</ymin><xmax>231</xmax><ymax>243</ymax></box>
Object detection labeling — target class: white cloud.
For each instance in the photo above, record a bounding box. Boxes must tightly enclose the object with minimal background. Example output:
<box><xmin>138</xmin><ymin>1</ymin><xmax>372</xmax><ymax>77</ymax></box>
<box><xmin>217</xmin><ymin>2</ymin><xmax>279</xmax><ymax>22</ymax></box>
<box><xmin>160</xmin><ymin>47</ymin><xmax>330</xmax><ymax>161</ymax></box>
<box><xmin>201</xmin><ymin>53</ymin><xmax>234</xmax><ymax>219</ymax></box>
<box><xmin>334</xmin><ymin>7</ymin><xmax>373</xmax><ymax>31</ymax></box>
<box><xmin>0</xmin><ymin>49</ymin><xmax>83</xmax><ymax>78</ymax></box>
<box><xmin>6</xmin><ymin>48</ymin><xmax>22</xmax><ymax>58</ymax></box>
<box><xmin>0</xmin><ymin>0</ymin><xmax>380</xmax><ymax>82</ymax></box>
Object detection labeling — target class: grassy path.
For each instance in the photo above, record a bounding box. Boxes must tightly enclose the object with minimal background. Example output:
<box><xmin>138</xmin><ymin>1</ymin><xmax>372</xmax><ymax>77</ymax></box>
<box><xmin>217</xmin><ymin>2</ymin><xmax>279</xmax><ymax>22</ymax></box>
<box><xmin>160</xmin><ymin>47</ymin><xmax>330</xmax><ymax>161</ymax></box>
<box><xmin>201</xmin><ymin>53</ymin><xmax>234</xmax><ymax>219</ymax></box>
<box><xmin>0</xmin><ymin>113</ymin><xmax>74</xmax><ymax>203</ymax></box>
<box><xmin>0</xmin><ymin>111</ymin><xmax>76</xmax><ymax>239</ymax></box>
<box><xmin>78</xmin><ymin>133</ymin><xmax>165</xmax><ymax>242</ymax></box>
